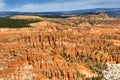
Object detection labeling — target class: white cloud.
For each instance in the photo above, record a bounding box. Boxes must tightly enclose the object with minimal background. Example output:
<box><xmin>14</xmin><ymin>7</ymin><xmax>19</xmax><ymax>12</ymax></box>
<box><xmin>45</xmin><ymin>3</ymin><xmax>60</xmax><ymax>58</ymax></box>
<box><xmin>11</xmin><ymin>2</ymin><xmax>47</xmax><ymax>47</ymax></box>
<box><xmin>0</xmin><ymin>0</ymin><xmax>5</xmax><ymax>10</ymax></box>
<box><xmin>10</xmin><ymin>0</ymin><xmax>120</xmax><ymax>12</ymax></box>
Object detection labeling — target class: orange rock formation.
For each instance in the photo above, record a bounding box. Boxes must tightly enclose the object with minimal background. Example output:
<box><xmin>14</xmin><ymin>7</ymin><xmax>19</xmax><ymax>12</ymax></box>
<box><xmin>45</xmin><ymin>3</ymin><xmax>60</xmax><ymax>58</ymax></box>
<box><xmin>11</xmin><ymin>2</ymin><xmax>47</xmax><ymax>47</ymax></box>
<box><xmin>0</xmin><ymin>15</ymin><xmax>120</xmax><ymax>80</ymax></box>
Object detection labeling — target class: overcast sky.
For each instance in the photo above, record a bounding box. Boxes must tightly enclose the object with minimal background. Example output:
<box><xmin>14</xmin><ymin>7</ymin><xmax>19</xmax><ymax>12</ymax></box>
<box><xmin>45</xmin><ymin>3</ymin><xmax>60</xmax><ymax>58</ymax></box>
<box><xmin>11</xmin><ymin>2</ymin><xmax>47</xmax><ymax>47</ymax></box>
<box><xmin>0</xmin><ymin>0</ymin><xmax>120</xmax><ymax>12</ymax></box>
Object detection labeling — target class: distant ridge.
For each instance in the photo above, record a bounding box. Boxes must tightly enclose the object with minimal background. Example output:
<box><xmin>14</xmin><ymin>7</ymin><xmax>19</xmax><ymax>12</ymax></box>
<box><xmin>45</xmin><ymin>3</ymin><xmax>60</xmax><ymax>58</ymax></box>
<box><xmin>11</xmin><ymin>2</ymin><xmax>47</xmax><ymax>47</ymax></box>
<box><xmin>0</xmin><ymin>8</ymin><xmax>120</xmax><ymax>17</ymax></box>
<box><xmin>66</xmin><ymin>8</ymin><xmax>120</xmax><ymax>17</ymax></box>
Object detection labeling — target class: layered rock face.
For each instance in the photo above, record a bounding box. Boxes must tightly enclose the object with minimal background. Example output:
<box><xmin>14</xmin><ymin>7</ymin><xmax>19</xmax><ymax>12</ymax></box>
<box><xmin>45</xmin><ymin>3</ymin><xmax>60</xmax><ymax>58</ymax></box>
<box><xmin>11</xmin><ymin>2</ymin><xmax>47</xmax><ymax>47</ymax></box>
<box><xmin>0</xmin><ymin>15</ymin><xmax>120</xmax><ymax>80</ymax></box>
<box><xmin>103</xmin><ymin>63</ymin><xmax>120</xmax><ymax>80</ymax></box>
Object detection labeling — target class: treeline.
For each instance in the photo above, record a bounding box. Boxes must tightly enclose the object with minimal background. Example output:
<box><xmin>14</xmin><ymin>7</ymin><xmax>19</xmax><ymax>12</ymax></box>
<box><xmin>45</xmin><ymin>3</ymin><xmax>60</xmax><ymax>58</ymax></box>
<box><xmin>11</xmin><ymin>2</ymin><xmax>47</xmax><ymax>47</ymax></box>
<box><xmin>39</xmin><ymin>15</ymin><xmax>69</xmax><ymax>18</ymax></box>
<box><xmin>0</xmin><ymin>18</ymin><xmax>40</xmax><ymax>28</ymax></box>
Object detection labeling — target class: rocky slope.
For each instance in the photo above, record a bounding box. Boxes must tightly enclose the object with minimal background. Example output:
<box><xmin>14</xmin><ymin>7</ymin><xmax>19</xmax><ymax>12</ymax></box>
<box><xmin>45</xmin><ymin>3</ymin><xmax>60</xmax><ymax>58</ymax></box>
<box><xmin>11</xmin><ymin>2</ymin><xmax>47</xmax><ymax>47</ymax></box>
<box><xmin>103</xmin><ymin>63</ymin><xmax>120</xmax><ymax>80</ymax></box>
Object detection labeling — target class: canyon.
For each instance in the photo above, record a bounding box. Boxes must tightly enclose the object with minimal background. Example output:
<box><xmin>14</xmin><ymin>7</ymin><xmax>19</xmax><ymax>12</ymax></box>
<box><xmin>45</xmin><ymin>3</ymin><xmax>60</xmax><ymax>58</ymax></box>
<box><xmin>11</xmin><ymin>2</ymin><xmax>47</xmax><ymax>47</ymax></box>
<box><xmin>0</xmin><ymin>15</ymin><xmax>120</xmax><ymax>80</ymax></box>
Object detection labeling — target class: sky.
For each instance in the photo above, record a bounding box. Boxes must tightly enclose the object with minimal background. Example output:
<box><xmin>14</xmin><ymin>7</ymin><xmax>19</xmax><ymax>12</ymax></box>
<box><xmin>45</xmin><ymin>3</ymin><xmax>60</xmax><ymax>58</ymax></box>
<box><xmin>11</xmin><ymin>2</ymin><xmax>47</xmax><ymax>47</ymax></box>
<box><xmin>0</xmin><ymin>0</ymin><xmax>120</xmax><ymax>12</ymax></box>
